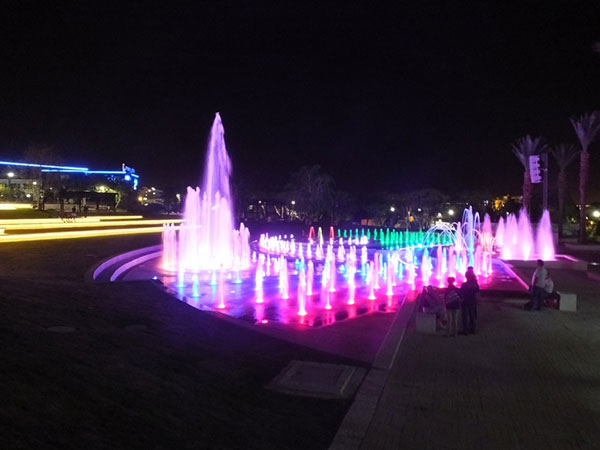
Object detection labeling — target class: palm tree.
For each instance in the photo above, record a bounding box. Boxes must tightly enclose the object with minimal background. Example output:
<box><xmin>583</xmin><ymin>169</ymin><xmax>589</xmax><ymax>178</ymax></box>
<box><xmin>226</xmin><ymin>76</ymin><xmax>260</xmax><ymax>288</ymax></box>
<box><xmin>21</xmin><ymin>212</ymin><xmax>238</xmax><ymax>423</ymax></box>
<box><xmin>571</xmin><ymin>112</ymin><xmax>600</xmax><ymax>243</ymax></box>
<box><xmin>550</xmin><ymin>144</ymin><xmax>580</xmax><ymax>238</ymax></box>
<box><xmin>512</xmin><ymin>135</ymin><xmax>548</xmax><ymax>211</ymax></box>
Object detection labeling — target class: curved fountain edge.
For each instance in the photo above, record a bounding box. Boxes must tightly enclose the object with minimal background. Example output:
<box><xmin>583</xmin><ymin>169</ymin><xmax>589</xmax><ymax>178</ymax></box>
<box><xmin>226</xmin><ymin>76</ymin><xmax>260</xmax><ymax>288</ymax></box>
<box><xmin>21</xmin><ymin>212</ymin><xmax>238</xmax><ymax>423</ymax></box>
<box><xmin>86</xmin><ymin>244</ymin><xmax>162</xmax><ymax>282</ymax></box>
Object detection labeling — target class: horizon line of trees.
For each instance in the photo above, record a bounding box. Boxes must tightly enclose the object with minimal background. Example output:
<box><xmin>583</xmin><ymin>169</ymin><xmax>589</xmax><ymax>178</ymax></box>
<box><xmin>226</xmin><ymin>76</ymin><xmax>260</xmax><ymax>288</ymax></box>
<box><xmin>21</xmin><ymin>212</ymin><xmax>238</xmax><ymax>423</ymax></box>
<box><xmin>236</xmin><ymin>164</ymin><xmax>535</xmax><ymax>229</ymax></box>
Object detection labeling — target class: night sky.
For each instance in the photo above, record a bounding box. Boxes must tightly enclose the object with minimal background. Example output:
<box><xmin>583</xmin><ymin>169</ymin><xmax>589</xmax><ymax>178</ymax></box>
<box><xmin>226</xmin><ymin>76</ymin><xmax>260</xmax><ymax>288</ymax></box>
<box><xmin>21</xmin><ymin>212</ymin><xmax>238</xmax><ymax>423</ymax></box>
<box><xmin>1</xmin><ymin>1</ymin><xmax>599</xmax><ymax>197</ymax></box>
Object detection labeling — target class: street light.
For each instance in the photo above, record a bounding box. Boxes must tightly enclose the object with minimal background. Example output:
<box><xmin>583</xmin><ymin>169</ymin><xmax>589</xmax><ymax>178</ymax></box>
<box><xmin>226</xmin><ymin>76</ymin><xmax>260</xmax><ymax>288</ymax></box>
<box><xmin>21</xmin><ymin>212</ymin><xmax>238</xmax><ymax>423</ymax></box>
<box><xmin>6</xmin><ymin>172</ymin><xmax>14</xmax><ymax>198</ymax></box>
<box><xmin>291</xmin><ymin>200</ymin><xmax>296</xmax><ymax>205</ymax></box>
<box><xmin>390</xmin><ymin>206</ymin><xmax>395</xmax><ymax>212</ymax></box>
<box><xmin>592</xmin><ymin>210</ymin><xmax>600</xmax><ymax>218</ymax></box>
<box><xmin>448</xmin><ymin>209</ymin><xmax>455</xmax><ymax>216</ymax></box>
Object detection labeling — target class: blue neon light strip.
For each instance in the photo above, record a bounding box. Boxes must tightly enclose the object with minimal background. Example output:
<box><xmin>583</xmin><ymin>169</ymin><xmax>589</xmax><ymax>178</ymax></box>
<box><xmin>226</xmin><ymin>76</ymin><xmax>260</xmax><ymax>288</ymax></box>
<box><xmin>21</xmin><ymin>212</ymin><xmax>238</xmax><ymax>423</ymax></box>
<box><xmin>0</xmin><ymin>160</ymin><xmax>89</xmax><ymax>171</ymax></box>
<box><xmin>3</xmin><ymin>160</ymin><xmax>139</xmax><ymax>183</ymax></box>
<box><xmin>41</xmin><ymin>169</ymin><xmax>128</xmax><ymax>175</ymax></box>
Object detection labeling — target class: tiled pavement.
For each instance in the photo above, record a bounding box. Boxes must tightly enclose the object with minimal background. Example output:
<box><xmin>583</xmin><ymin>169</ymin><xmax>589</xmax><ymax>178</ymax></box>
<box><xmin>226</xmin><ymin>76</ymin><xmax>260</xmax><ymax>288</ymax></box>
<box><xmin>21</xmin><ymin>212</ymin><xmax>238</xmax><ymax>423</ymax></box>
<box><xmin>334</xmin><ymin>268</ymin><xmax>600</xmax><ymax>450</ymax></box>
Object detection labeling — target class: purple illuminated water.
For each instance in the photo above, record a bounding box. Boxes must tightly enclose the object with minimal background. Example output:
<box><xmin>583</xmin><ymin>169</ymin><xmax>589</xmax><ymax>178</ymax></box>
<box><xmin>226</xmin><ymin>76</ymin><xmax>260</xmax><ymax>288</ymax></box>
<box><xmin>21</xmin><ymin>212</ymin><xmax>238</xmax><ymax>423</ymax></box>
<box><xmin>155</xmin><ymin>147</ymin><xmax>536</xmax><ymax>328</ymax></box>
<box><xmin>498</xmin><ymin>209</ymin><xmax>555</xmax><ymax>261</ymax></box>
<box><xmin>536</xmin><ymin>210</ymin><xmax>555</xmax><ymax>261</ymax></box>
<box><xmin>162</xmin><ymin>113</ymin><xmax>250</xmax><ymax>271</ymax></box>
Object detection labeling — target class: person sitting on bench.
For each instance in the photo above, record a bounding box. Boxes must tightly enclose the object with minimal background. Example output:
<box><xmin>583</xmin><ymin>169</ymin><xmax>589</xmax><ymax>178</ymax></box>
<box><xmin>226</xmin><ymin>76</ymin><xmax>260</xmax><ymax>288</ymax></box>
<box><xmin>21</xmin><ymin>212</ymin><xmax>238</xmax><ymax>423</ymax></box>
<box><xmin>543</xmin><ymin>272</ymin><xmax>560</xmax><ymax>309</ymax></box>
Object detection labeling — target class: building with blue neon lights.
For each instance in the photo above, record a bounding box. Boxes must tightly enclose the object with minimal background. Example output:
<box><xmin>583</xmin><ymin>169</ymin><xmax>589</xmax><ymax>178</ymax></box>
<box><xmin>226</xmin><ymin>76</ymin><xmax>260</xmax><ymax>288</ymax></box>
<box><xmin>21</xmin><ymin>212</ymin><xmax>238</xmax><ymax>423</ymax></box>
<box><xmin>0</xmin><ymin>161</ymin><xmax>140</xmax><ymax>210</ymax></box>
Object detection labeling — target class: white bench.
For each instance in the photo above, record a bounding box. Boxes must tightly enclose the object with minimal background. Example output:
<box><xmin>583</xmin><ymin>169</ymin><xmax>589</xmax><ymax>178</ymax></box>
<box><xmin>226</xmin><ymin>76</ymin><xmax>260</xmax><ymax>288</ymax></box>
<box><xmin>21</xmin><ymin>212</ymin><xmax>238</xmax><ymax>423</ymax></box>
<box><xmin>558</xmin><ymin>292</ymin><xmax>577</xmax><ymax>312</ymax></box>
<box><xmin>416</xmin><ymin>312</ymin><xmax>437</xmax><ymax>334</ymax></box>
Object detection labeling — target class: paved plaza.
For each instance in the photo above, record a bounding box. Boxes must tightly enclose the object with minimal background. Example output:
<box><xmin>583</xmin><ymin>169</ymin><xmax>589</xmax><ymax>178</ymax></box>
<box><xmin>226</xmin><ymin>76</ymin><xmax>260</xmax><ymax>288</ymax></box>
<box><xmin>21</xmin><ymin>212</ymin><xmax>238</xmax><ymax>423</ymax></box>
<box><xmin>334</xmin><ymin>266</ymin><xmax>600</xmax><ymax>450</ymax></box>
<box><xmin>1</xmin><ymin>236</ymin><xmax>600</xmax><ymax>449</ymax></box>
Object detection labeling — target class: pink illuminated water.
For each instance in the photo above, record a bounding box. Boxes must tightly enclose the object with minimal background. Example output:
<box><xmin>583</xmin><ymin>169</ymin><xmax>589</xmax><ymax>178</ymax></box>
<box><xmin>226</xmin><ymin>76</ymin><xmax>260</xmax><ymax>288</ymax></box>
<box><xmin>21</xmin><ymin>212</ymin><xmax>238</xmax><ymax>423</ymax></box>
<box><xmin>498</xmin><ymin>209</ymin><xmax>555</xmax><ymax>261</ymax></box>
<box><xmin>163</xmin><ymin>113</ymin><xmax>250</xmax><ymax>271</ymax></box>
<box><xmin>536</xmin><ymin>210</ymin><xmax>555</xmax><ymax>261</ymax></box>
<box><xmin>495</xmin><ymin>217</ymin><xmax>505</xmax><ymax>248</ymax></box>
<box><xmin>155</xmin><ymin>205</ymin><xmax>529</xmax><ymax>329</ymax></box>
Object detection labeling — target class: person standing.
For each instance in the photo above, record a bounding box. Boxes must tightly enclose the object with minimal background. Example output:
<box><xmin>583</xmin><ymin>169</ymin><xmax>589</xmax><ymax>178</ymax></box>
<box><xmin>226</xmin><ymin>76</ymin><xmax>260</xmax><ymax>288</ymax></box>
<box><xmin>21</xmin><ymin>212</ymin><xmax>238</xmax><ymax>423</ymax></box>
<box><xmin>460</xmin><ymin>267</ymin><xmax>480</xmax><ymax>335</ymax></box>
<box><xmin>525</xmin><ymin>259</ymin><xmax>547</xmax><ymax>310</ymax></box>
<box><xmin>444</xmin><ymin>277</ymin><xmax>461</xmax><ymax>337</ymax></box>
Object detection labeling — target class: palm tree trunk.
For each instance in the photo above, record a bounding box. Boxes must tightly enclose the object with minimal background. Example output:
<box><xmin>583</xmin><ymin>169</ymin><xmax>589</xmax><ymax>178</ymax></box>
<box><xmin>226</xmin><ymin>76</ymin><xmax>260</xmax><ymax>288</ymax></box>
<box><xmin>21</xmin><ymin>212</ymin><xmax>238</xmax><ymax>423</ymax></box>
<box><xmin>579</xmin><ymin>150</ymin><xmax>589</xmax><ymax>243</ymax></box>
<box><xmin>522</xmin><ymin>171</ymin><xmax>532</xmax><ymax>211</ymax></box>
<box><xmin>557</xmin><ymin>170</ymin><xmax>567</xmax><ymax>238</ymax></box>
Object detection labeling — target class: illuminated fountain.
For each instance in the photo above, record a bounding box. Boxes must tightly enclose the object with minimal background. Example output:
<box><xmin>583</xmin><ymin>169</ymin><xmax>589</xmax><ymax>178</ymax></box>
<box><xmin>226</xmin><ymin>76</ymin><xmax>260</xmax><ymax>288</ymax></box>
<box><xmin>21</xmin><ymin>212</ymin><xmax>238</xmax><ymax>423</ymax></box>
<box><xmin>162</xmin><ymin>113</ymin><xmax>250</xmax><ymax>271</ymax></box>
<box><xmin>108</xmin><ymin>121</ymin><xmax>543</xmax><ymax>328</ymax></box>
<box><xmin>536</xmin><ymin>210</ymin><xmax>555</xmax><ymax>261</ymax></box>
<box><xmin>497</xmin><ymin>208</ymin><xmax>555</xmax><ymax>261</ymax></box>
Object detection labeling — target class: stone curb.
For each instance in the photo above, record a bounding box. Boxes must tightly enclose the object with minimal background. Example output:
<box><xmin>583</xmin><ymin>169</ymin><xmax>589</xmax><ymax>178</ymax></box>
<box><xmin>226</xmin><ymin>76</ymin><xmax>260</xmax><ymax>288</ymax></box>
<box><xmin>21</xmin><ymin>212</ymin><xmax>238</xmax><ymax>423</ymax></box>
<box><xmin>328</xmin><ymin>292</ymin><xmax>417</xmax><ymax>450</ymax></box>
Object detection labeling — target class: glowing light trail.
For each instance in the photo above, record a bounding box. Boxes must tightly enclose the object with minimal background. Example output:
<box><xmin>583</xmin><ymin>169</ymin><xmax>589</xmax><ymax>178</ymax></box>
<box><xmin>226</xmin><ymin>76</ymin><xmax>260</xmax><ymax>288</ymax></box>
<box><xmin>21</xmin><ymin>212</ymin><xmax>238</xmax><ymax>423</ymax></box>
<box><xmin>0</xmin><ymin>226</ymin><xmax>165</xmax><ymax>243</ymax></box>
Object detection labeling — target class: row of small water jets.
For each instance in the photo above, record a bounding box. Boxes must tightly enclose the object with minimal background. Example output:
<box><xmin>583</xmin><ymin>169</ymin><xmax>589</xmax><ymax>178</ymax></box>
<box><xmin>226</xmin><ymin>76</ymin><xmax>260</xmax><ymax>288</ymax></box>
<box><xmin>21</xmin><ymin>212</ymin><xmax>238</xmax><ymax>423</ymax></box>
<box><xmin>160</xmin><ymin>207</ymin><xmax>553</xmax><ymax>317</ymax></box>
<box><xmin>257</xmin><ymin>208</ymin><xmax>554</xmax><ymax>265</ymax></box>
<box><xmin>260</xmin><ymin>235</ymin><xmax>494</xmax><ymax>316</ymax></box>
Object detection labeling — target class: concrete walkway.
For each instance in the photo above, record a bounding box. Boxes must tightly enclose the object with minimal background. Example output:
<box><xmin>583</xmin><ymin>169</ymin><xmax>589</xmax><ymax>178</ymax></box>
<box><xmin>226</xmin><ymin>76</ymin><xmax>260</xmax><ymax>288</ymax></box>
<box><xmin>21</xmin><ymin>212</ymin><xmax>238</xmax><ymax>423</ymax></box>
<box><xmin>333</xmin><ymin>267</ymin><xmax>600</xmax><ymax>450</ymax></box>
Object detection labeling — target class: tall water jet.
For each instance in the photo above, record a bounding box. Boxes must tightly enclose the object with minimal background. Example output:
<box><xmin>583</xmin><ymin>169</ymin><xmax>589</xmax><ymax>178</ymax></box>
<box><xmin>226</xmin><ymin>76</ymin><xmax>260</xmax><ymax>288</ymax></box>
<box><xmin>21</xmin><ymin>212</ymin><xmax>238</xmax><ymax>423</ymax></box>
<box><xmin>347</xmin><ymin>264</ymin><xmax>356</xmax><ymax>305</ymax></box>
<box><xmin>517</xmin><ymin>208</ymin><xmax>534</xmax><ymax>260</ymax></box>
<box><xmin>536</xmin><ymin>210</ymin><xmax>555</xmax><ymax>261</ymax></box>
<box><xmin>502</xmin><ymin>214</ymin><xmax>519</xmax><ymax>260</ymax></box>
<box><xmin>495</xmin><ymin>217</ymin><xmax>505</xmax><ymax>248</ymax></box>
<box><xmin>480</xmin><ymin>214</ymin><xmax>494</xmax><ymax>254</ymax></box>
<box><xmin>368</xmin><ymin>262</ymin><xmax>376</xmax><ymax>300</ymax></box>
<box><xmin>297</xmin><ymin>266</ymin><xmax>307</xmax><ymax>316</ymax></box>
<box><xmin>169</xmin><ymin>113</ymin><xmax>250</xmax><ymax>271</ymax></box>
<box><xmin>162</xmin><ymin>223</ymin><xmax>177</xmax><ymax>270</ymax></box>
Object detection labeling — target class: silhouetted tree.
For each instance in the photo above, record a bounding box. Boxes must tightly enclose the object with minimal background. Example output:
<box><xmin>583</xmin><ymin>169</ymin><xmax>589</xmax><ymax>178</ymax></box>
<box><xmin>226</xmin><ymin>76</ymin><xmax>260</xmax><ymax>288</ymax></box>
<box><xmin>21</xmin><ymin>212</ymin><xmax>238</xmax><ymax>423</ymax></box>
<box><xmin>571</xmin><ymin>112</ymin><xmax>600</xmax><ymax>243</ymax></box>
<box><xmin>550</xmin><ymin>144</ymin><xmax>580</xmax><ymax>238</ymax></box>
<box><xmin>396</xmin><ymin>189</ymin><xmax>448</xmax><ymax>229</ymax></box>
<box><xmin>286</xmin><ymin>165</ymin><xmax>335</xmax><ymax>224</ymax></box>
<box><xmin>329</xmin><ymin>190</ymin><xmax>357</xmax><ymax>225</ymax></box>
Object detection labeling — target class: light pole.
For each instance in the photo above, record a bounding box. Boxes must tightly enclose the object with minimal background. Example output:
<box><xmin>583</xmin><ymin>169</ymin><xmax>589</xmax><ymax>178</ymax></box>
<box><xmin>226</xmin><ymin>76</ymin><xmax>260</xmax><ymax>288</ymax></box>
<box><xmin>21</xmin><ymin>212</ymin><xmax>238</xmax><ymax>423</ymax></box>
<box><xmin>7</xmin><ymin>171</ymin><xmax>14</xmax><ymax>200</ymax></box>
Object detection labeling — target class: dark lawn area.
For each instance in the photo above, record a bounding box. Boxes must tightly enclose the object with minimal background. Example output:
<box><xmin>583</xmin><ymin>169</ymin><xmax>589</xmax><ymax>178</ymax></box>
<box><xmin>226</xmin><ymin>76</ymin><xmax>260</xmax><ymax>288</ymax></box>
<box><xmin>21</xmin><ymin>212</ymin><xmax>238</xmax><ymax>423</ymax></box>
<box><xmin>0</xmin><ymin>236</ymin><xmax>357</xmax><ymax>450</ymax></box>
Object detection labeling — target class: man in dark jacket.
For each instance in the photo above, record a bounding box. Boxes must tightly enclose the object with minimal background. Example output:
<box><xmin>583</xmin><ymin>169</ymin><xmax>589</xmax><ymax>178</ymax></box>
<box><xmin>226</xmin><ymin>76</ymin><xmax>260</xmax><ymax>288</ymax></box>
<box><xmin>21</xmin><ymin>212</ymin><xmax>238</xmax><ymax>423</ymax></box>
<box><xmin>460</xmin><ymin>267</ymin><xmax>480</xmax><ymax>335</ymax></box>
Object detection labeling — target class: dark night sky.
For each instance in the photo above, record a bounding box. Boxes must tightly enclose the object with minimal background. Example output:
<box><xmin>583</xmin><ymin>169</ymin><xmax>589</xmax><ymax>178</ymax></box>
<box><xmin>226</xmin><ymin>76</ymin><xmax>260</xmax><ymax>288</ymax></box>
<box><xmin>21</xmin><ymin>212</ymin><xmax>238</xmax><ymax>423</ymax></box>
<box><xmin>1</xmin><ymin>1</ymin><xmax>599</xmax><ymax>197</ymax></box>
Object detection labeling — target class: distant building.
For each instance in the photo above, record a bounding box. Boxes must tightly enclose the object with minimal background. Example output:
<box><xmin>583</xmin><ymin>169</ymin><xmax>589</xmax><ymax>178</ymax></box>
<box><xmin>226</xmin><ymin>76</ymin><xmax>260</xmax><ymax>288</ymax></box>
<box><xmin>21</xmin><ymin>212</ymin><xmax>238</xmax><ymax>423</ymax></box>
<box><xmin>0</xmin><ymin>160</ymin><xmax>139</xmax><ymax>211</ymax></box>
